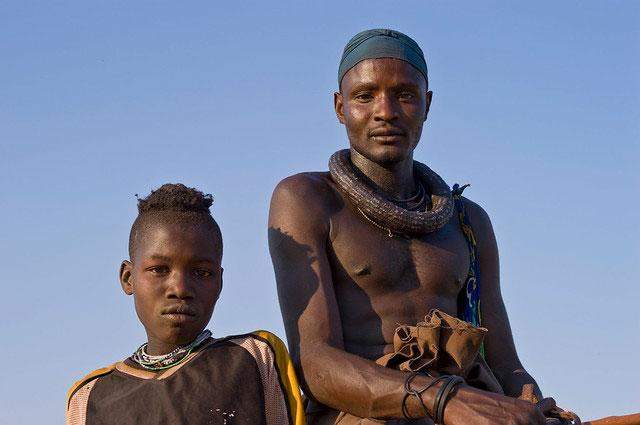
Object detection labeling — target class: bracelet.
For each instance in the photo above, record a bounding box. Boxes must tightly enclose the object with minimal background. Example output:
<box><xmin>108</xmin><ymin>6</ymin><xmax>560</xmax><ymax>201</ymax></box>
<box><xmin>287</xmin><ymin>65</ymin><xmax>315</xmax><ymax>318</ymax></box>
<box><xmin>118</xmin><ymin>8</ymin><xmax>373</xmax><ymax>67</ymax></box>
<box><xmin>401</xmin><ymin>372</ymin><xmax>448</xmax><ymax>420</ymax></box>
<box><xmin>433</xmin><ymin>375</ymin><xmax>465</xmax><ymax>424</ymax></box>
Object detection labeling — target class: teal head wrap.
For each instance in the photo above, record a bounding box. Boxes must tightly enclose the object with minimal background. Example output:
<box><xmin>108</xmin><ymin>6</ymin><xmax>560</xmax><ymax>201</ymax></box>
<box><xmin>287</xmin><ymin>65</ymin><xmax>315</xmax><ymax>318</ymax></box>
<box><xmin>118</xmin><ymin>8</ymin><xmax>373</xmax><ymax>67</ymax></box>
<box><xmin>338</xmin><ymin>29</ymin><xmax>428</xmax><ymax>88</ymax></box>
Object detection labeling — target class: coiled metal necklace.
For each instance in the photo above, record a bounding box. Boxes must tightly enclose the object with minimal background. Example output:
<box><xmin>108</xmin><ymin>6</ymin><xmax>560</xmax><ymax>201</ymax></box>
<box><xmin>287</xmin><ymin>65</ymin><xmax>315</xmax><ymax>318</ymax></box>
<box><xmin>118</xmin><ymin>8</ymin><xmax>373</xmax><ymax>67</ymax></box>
<box><xmin>329</xmin><ymin>149</ymin><xmax>453</xmax><ymax>237</ymax></box>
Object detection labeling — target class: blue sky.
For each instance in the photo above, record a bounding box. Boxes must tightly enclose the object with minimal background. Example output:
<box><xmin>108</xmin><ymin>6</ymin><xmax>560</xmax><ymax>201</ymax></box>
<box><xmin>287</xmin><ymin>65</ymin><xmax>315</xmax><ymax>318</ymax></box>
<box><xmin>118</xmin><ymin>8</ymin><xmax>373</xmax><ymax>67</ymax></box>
<box><xmin>1</xmin><ymin>1</ymin><xmax>638</xmax><ymax>423</ymax></box>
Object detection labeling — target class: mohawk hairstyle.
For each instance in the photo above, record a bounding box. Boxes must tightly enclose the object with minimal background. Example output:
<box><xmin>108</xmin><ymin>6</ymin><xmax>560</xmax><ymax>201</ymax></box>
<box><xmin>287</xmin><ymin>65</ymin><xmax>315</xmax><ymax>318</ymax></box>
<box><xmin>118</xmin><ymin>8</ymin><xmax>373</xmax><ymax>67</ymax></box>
<box><xmin>128</xmin><ymin>183</ymin><xmax>222</xmax><ymax>259</ymax></box>
<box><xmin>137</xmin><ymin>183</ymin><xmax>214</xmax><ymax>215</ymax></box>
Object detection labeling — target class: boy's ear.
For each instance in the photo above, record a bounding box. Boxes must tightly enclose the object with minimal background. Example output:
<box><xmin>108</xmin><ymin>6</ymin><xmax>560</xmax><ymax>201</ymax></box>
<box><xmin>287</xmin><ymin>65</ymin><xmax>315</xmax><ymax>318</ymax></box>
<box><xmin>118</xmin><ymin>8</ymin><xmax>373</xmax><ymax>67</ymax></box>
<box><xmin>215</xmin><ymin>267</ymin><xmax>224</xmax><ymax>300</ymax></box>
<box><xmin>119</xmin><ymin>260</ymin><xmax>134</xmax><ymax>295</ymax></box>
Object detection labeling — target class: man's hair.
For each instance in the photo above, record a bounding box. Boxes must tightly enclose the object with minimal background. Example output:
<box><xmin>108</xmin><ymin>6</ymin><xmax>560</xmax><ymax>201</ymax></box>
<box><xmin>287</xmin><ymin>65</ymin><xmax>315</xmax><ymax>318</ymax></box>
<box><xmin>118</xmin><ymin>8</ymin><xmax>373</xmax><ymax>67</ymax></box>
<box><xmin>128</xmin><ymin>183</ymin><xmax>223</xmax><ymax>259</ymax></box>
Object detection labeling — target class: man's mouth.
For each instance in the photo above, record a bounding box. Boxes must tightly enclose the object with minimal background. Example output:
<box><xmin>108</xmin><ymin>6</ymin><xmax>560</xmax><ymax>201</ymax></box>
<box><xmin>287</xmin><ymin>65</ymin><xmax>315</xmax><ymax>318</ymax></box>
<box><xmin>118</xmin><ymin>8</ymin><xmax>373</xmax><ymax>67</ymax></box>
<box><xmin>368</xmin><ymin>127</ymin><xmax>406</xmax><ymax>143</ymax></box>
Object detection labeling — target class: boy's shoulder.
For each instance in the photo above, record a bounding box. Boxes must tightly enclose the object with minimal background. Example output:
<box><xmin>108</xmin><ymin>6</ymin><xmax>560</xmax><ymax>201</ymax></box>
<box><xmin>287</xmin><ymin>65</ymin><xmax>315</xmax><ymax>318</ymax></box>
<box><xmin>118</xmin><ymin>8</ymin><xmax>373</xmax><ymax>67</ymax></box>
<box><xmin>206</xmin><ymin>330</ymin><xmax>304</xmax><ymax>424</ymax></box>
<box><xmin>66</xmin><ymin>363</ymin><xmax>116</xmax><ymax>407</ymax></box>
<box><xmin>66</xmin><ymin>331</ymin><xmax>304</xmax><ymax>424</ymax></box>
<box><xmin>215</xmin><ymin>329</ymin><xmax>291</xmax><ymax>365</ymax></box>
<box><xmin>66</xmin><ymin>362</ymin><xmax>117</xmax><ymax>425</ymax></box>
<box><xmin>207</xmin><ymin>330</ymin><xmax>302</xmax><ymax>397</ymax></box>
<box><xmin>66</xmin><ymin>331</ymin><xmax>305</xmax><ymax>425</ymax></box>
<box><xmin>66</xmin><ymin>331</ymin><xmax>287</xmax><ymax>395</ymax></box>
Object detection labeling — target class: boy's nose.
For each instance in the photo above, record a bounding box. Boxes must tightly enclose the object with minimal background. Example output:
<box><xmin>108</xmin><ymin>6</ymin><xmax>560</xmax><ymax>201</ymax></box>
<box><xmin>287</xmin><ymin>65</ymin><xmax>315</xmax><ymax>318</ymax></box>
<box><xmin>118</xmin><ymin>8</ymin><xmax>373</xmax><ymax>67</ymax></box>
<box><xmin>166</xmin><ymin>273</ymin><xmax>195</xmax><ymax>300</ymax></box>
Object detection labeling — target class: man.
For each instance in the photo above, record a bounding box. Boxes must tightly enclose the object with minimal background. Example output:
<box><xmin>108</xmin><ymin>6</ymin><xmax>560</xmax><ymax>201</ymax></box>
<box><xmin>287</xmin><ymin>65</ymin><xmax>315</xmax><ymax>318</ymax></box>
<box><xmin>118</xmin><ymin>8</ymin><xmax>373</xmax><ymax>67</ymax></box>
<box><xmin>269</xmin><ymin>29</ymin><xmax>573</xmax><ymax>424</ymax></box>
<box><xmin>67</xmin><ymin>183</ymin><xmax>304</xmax><ymax>425</ymax></box>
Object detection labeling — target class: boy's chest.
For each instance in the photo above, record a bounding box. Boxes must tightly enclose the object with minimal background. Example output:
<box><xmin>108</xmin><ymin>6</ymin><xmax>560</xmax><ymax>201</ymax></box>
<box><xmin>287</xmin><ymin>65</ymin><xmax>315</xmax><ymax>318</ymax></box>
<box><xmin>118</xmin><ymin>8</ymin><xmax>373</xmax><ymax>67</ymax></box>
<box><xmin>87</xmin><ymin>350</ymin><xmax>266</xmax><ymax>425</ymax></box>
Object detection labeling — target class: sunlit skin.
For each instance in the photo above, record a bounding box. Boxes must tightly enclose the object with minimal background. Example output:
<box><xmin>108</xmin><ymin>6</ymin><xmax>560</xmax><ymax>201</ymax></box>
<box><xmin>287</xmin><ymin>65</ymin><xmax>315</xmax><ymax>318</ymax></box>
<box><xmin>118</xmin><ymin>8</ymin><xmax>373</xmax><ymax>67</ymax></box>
<box><xmin>119</xmin><ymin>219</ymin><xmax>222</xmax><ymax>355</ymax></box>
<box><xmin>270</xmin><ymin>58</ymin><xmax>553</xmax><ymax>424</ymax></box>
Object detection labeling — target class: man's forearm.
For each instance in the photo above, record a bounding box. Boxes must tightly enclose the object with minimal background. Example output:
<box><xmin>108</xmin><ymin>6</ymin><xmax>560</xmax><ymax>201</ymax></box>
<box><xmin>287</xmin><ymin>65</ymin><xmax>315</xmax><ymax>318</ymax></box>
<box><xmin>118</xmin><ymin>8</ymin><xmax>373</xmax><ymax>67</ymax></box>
<box><xmin>301</xmin><ymin>344</ymin><xmax>411</xmax><ymax>418</ymax></box>
<box><xmin>302</xmin><ymin>343</ymin><xmax>469</xmax><ymax>420</ymax></box>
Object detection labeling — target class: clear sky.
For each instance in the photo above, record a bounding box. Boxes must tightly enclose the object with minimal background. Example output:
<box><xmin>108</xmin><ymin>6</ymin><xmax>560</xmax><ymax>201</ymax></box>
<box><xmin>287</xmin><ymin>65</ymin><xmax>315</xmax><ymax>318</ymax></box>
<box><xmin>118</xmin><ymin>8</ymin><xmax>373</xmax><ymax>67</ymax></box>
<box><xmin>1</xmin><ymin>1</ymin><xmax>638</xmax><ymax>423</ymax></box>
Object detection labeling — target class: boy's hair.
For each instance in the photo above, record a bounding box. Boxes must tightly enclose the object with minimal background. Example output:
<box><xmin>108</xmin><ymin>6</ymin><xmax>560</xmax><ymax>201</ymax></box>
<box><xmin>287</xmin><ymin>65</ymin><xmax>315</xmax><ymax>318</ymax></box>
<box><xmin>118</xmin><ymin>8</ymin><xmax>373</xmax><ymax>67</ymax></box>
<box><xmin>128</xmin><ymin>183</ymin><xmax>223</xmax><ymax>259</ymax></box>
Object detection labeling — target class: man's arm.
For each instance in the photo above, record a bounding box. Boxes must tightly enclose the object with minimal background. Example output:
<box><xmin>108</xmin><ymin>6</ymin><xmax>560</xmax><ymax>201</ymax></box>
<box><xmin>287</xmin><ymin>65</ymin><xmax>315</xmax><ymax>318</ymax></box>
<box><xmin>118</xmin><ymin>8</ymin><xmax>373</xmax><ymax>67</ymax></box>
<box><xmin>464</xmin><ymin>198</ymin><xmax>544</xmax><ymax>400</ymax></box>
<box><xmin>268</xmin><ymin>174</ymin><xmax>428</xmax><ymax>419</ymax></box>
<box><xmin>268</xmin><ymin>175</ymin><xmax>547</xmax><ymax>424</ymax></box>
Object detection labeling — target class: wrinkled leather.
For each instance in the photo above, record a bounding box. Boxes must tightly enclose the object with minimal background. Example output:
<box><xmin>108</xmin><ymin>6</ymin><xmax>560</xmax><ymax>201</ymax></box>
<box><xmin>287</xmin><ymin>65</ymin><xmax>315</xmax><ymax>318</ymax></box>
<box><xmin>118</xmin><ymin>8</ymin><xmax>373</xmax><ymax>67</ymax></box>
<box><xmin>374</xmin><ymin>309</ymin><xmax>503</xmax><ymax>394</ymax></box>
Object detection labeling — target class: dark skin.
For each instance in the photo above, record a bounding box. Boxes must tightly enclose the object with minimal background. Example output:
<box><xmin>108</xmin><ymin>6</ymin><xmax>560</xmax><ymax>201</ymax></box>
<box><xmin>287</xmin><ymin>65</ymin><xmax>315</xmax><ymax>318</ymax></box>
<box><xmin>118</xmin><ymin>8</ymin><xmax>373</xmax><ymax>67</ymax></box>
<box><xmin>120</xmin><ymin>218</ymin><xmax>222</xmax><ymax>355</ymax></box>
<box><xmin>269</xmin><ymin>58</ymin><xmax>553</xmax><ymax>424</ymax></box>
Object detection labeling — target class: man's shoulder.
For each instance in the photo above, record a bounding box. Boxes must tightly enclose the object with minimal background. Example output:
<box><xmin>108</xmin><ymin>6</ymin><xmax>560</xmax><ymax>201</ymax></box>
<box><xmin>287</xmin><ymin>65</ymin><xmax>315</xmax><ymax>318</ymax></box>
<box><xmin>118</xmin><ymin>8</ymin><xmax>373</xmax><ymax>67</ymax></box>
<box><xmin>460</xmin><ymin>196</ymin><xmax>492</xmax><ymax>227</ymax></box>
<box><xmin>272</xmin><ymin>171</ymin><xmax>337</xmax><ymax>203</ymax></box>
<box><xmin>459</xmin><ymin>195</ymin><xmax>496</xmax><ymax>252</ymax></box>
<box><xmin>270</xmin><ymin>172</ymin><xmax>342</xmax><ymax>230</ymax></box>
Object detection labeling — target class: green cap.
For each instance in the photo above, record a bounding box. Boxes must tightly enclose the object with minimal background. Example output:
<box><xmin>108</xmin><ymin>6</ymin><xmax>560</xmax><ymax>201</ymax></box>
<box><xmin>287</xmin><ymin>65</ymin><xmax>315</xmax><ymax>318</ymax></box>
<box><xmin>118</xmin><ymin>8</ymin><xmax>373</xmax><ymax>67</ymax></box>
<box><xmin>338</xmin><ymin>29</ymin><xmax>428</xmax><ymax>87</ymax></box>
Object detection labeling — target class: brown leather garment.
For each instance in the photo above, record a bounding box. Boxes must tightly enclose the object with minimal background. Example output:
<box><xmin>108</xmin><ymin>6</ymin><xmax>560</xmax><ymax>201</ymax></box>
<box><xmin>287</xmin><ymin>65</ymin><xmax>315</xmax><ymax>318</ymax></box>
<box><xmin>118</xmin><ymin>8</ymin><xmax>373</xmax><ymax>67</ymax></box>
<box><xmin>375</xmin><ymin>309</ymin><xmax>503</xmax><ymax>393</ymax></box>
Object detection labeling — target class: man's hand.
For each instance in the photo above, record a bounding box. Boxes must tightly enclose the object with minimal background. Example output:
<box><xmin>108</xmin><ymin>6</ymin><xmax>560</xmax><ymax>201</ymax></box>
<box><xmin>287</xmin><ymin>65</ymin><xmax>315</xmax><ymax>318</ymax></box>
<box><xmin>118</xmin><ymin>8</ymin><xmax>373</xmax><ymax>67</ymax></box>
<box><xmin>443</xmin><ymin>386</ymin><xmax>548</xmax><ymax>425</ymax></box>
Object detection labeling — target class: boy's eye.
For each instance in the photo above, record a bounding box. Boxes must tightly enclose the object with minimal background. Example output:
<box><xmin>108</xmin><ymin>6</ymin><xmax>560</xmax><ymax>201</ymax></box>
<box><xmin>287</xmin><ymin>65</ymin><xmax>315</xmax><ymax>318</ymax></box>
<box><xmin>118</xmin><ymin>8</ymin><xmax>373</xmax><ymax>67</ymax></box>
<box><xmin>195</xmin><ymin>269</ymin><xmax>213</xmax><ymax>278</ymax></box>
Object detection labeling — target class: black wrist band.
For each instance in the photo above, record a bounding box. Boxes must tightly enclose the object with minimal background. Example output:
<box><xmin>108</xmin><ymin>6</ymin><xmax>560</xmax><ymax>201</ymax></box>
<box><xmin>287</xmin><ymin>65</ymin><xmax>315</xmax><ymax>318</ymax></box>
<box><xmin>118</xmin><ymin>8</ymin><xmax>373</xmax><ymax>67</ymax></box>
<box><xmin>401</xmin><ymin>372</ymin><xmax>448</xmax><ymax>420</ymax></box>
<box><xmin>433</xmin><ymin>375</ymin><xmax>464</xmax><ymax>424</ymax></box>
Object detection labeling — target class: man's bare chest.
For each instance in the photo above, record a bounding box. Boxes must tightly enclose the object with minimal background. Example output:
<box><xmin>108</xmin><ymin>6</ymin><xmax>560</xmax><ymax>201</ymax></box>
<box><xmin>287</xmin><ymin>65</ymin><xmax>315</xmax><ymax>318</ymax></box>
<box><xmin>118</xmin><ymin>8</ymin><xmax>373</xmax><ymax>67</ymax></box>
<box><xmin>327</xmin><ymin>205</ymin><xmax>470</xmax><ymax>300</ymax></box>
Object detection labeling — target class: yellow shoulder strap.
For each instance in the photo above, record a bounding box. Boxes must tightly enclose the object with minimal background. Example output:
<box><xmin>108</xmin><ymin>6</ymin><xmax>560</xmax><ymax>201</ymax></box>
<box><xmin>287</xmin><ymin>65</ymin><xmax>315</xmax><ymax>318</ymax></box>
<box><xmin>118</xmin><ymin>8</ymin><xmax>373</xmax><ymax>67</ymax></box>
<box><xmin>66</xmin><ymin>364</ymin><xmax>116</xmax><ymax>410</ymax></box>
<box><xmin>252</xmin><ymin>330</ymin><xmax>305</xmax><ymax>425</ymax></box>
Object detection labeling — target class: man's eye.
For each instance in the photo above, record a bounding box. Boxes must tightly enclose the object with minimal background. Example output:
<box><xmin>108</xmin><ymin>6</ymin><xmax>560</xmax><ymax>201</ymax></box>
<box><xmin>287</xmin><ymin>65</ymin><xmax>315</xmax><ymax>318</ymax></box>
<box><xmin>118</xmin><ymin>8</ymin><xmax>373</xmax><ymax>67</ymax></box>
<box><xmin>398</xmin><ymin>92</ymin><xmax>415</xmax><ymax>101</ymax></box>
<box><xmin>354</xmin><ymin>93</ymin><xmax>373</xmax><ymax>102</ymax></box>
<box><xmin>148</xmin><ymin>266</ymin><xmax>169</xmax><ymax>275</ymax></box>
<box><xmin>195</xmin><ymin>269</ymin><xmax>213</xmax><ymax>278</ymax></box>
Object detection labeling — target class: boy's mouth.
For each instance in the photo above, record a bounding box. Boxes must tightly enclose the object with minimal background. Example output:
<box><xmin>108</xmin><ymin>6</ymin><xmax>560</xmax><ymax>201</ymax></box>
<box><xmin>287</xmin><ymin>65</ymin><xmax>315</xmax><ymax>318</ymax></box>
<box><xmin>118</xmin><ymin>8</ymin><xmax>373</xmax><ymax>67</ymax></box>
<box><xmin>161</xmin><ymin>305</ymin><xmax>197</xmax><ymax>322</ymax></box>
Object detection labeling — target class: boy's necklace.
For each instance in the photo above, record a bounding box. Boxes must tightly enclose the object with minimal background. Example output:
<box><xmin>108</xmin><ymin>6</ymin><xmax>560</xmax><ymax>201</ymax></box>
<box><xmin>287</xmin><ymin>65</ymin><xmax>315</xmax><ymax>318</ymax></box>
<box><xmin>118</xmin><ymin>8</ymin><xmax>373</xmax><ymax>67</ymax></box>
<box><xmin>130</xmin><ymin>329</ymin><xmax>212</xmax><ymax>371</ymax></box>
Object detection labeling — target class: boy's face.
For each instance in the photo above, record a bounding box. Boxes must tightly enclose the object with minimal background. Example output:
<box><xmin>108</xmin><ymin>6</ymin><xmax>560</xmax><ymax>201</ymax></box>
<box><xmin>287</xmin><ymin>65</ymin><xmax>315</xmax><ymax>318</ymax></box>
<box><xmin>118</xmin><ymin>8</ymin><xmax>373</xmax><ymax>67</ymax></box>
<box><xmin>120</xmin><ymin>219</ymin><xmax>222</xmax><ymax>354</ymax></box>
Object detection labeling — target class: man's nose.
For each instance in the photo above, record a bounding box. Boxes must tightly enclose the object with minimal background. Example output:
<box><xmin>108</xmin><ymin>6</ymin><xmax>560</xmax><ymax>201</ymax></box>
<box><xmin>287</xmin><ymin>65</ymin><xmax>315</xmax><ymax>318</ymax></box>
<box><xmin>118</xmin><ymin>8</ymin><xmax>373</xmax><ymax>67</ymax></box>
<box><xmin>373</xmin><ymin>94</ymin><xmax>399</xmax><ymax>122</ymax></box>
<box><xmin>166</xmin><ymin>272</ymin><xmax>195</xmax><ymax>300</ymax></box>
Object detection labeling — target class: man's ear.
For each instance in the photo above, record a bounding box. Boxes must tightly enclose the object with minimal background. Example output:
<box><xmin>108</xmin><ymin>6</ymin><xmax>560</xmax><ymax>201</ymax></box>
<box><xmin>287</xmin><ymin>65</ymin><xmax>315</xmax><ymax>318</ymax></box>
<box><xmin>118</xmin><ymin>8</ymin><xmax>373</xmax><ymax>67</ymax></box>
<box><xmin>424</xmin><ymin>91</ymin><xmax>433</xmax><ymax>122</ymax></box>
<box><xmin>119</xmin><ymin>260</ymin><xmax>134</xmax><ymax>295</ymax></box>
<box><xmin>334</xmin><ymin>91</ymin><xmax>346</xmax><ymax>124</ymax></box>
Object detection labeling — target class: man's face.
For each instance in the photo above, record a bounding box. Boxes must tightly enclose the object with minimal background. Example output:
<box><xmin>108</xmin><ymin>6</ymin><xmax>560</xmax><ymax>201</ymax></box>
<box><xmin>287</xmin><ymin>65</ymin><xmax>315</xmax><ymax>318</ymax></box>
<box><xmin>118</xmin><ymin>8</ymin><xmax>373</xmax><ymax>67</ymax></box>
<box><xmin>335</xmin><ymin>58</ymin><xmax>432</xmax><ymax>165</ymax></box>
<box><xmin>120</xmin><ymin>220</ymin><xmax>222</xmax><ymax>351</ymax></box>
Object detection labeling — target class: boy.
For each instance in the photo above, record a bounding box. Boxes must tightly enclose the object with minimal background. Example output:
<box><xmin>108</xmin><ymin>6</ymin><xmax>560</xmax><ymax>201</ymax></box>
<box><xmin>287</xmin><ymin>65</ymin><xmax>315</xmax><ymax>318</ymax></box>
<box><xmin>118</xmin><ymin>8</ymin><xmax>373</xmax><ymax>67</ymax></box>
<box><xmin>67</xmin><ymin>183</ymin><xmax>304</xmax><ymax>425</ymax></box>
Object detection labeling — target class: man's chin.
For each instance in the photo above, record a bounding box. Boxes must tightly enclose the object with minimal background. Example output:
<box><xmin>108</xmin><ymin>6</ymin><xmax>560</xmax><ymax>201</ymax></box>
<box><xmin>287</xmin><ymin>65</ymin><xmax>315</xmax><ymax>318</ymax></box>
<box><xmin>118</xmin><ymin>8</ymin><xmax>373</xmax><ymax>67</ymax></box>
<box><xmin>356</xmin><ymin>145</ymin><xmax>413</xmax><ymax>166</ymax></box>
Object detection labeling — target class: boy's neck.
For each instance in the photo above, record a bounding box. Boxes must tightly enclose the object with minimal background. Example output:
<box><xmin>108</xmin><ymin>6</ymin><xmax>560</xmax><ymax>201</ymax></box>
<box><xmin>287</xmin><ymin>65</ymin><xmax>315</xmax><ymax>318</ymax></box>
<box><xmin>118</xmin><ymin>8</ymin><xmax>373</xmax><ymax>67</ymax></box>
<box><xmin>146</xmin><ymin>339</ymin><xmax>181</xmax><ymax>356</ymax></box>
